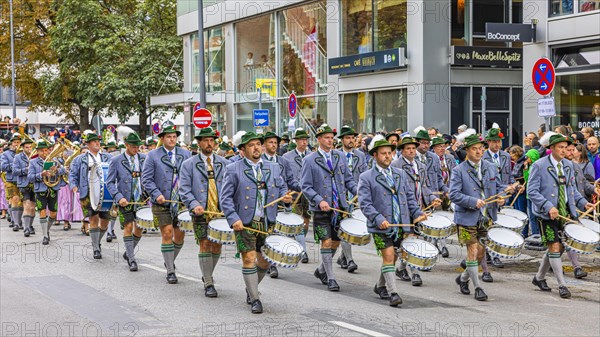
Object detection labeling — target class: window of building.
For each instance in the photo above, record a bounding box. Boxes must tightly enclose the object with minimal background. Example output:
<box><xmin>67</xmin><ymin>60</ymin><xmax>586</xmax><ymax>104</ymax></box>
<box><xmin>177</xmin><ymin>0</ymin><xmax>223</xmax><ymax>17</ymax></box>
<box><xmin>277</xmin><ymin>95</ymin><xmax>328</xmax><ymax>137</ymax></box>
<box><xmin>452</xmin><ymin>0</ymin><xmax>522</xmax><ymax>46</ymax></box>
<box><xmin>206</xmin><ymin>104</ymin><xmax>227</xmax><ymax>134</ymax></box>
<box><xmin>341</xmin><ymin>0</ymin><xmax>407</xmax><ymax>56</ymax></box>
<box><xmin>341</xmin><ymin>89</ymin><xmax>407</xmax><ymax>134</ymax></box>
<box><xmin>549</xmin><ymin>0</ymin><xmax>600</xmax><ymax>16</ymax></box>
<box><xmin>191</xmin><ymin>26</ymin><xmax>226</xmax><ymax>94</ymax></box>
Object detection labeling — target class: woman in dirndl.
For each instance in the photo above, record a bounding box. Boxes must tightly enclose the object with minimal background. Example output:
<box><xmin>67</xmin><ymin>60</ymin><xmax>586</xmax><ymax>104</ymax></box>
<box><xmin>56</xmin><ymin>180</ymin><xmax>73</xmax><ymax>230</ymax></box>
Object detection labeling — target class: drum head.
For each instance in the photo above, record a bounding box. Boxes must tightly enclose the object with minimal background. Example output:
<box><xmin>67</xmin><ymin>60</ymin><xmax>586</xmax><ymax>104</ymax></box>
<box><xmin>435</xmin><ymin>211</ymin><xmax>455</xmax><ymax>223</ymax></box>
<box><xmin>495</xmin><ymin>214</ymin><xmax>524</xmax><ymax>229</ymax></box>
<box><xmin>276</xmin><ymin>212</ymin><xmax>304</xmax><ymax>225</ymax></box>
<box><xmin>401</xmin><ymin>238</ymin><xmax>438</xmax><ymax>258</ymax></box>
<box><xmin>209</xmin><ymin>218</ymin><xmax>231</xmax><ymax>231</ymax></box>
<box><xmin>450</xmin><ymin>203</ymin><xmax>456</xmax><ymax>212</ymax></box>
<box><xmin>178</xmin><ymin>210</ymin><xmax>191</xmax><ymax>221</ymax></box>
<box><xmin>265</xmin><ymin>235</ymin><xmax>304</xmax><ymax>254</ymax></box>
<box><xmin>421</xmin><ymin>214</ymin><xmax>453</xmax><ymax>229</ymax></box>
<box><xmin>565</xmin><ymin>224</ymin><xmax>600</xmax><ymax>244</ymax></box>
<box><xmin>500</xmin><ymin>208</ymin><xmax>528</xmax><ymax>221</ymax></box>
<box><xmin>136</xmin><ymin>206</ymin><xmax>153</xmax><ymax>220</ymax></box>
<box><xmin>340</xmin><ymin>218</ymin><xmax>369</xmax><ymax>235</ymax></box>
<box><xmin>88</xmin><ymin>167</ymin><xmax>102</xmax><ymax>211</ymax></box>
<box><xmin>488</xmin><ymin>228</ymin><xmax>524</xmax><ymax>246</ymax></box>
<box><xmin>351</xmin><ymin>209</ymin><xmax>367</xmax><ymax>222</ymax></box>
<box><xmin>580</xmin><ymin>219</ymin><xmax>600</xmax><ymax>234</ymax></box>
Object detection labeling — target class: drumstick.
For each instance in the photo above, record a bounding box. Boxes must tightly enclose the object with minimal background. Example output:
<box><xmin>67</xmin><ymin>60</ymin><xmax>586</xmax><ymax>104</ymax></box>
<box><xmin>203</xmin><ymin>210</ymin><xmax>224</xmax><ymax>216</ymax></box>
<box><xmin>163</xmin><ymin>200</ymin><xmax>184</xmax><ymax>204</ymax></box>
<box><xmin>330</xmin><ymin>207</ymin><xmax>352</xmax><ymax>216</ymax></box>
<box><xmin>388</xmin><ymin>224</ymin><xmax>416</xmax><ymax>227</ymax></box>
<box><xmin>292</xmin><ymin>191</ymin><xmax>303</xmax><ymax>206</ymax></box>
<box><xmin>484</xmin><ymin>192</ymin><xmax>506</xmax><ymax>202</ymax></box>
<box><xmin>242</xmin><ymin>226</ymin><xmax>269</xmax><ymax>235</ymax></box>
<box><xmin>509</xmin><ymin>185</ymin><xmax>524</xmax><ymax>208</ymax></box>
<box><xmin>263</xmin><ymin>191</ymin><xmax>297</xmax><ymax>208</ymax></box>
<box><xmin>348</xmin><ymin>195</ymin><xmax>358</xmax><ymax>204</ymax></box>
<box><xmin>555</xmin><ymin>214</ymin><xmax>575</xmax><ymax>223</ymax></box>
<box><xmin>579</xmin><ymin>199</ymin><xmax>600</xmax><ymax>219</ymax></box>
<box><xmin>422</xmin><ymin>203</ymin><xmax>436</xmax><ymax>212</ymax></box>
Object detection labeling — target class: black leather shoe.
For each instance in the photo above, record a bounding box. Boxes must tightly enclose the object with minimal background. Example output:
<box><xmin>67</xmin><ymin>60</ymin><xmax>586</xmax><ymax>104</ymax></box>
<box><xmin>8</xmin><ymin>223</ymin><xmax>14</xmax><ymax>228</ymax></box>
<box><xmin>373</xmin><ymin>284</ymin><xmax>390</xmax><ymax>299</ymax></box>
<box><xmin>28</xmin><ymin>226</ymin><xmax>35</xmax><ymax>235</ymax></box>
<box><xmin>129</xmin><ymin>261</ymin><xmax>138</xmax><ymax>272</ymax></box>
<box><xmin>460</xmin><ymin>259</ymin><xmax>466</xmax><ymax>270</ymax></box>
<box><xmin>337</xmin><ymin>255</ymin><xmax>348</xmax><ymax>269</ymax></box>
<box><xmin>42</xmin><ymin>236</ymin><xmax>49</xmax><ymax>245</ymax></box>
<box><xmin>411</xmin><ymin>274</ymin><xmax>422</xmax><ymax>287</ymax></box>
<box><xmin>269</xmin><ymin>265</ymin><xmax>279</xmax><ymax>279</ymax></box>
<box><xmin>328</xmin><ymin>279</ymin><xmax>340</xmax><ymax>291</ymax></box>
<box><xmin>93</xmin><ymin>250</ymin><xmax>102</xmax><ymax>259</ymax></box>
<box><xmin>123</xmin><ymin>252</ymin><xmax>129</xmax><ymax>263</ymax></box>
<box><xmin>246</xmin><ymin>289</ymin><xmax>251</xmax><ymax>305</ymax></box>
<box><xmin>396</xmin><ymin>268</ymin><xmax>411</xmax><ymax>282</ymax></box>
<box><xmin>492</xmin><ymin>256</ymin><xmax>504</xmax><ymax>268</ymax></box>
<box><xmin>23</xmin><ymin>227</ymin><xmax>30</xmax><ymax>237</ymax></box>
<box><xmin>482</xmin><ymin>272</ymin><xmax>493</xmax><ymax>283</ymax></box>
<box><xmin>574</xmin><ymin>267</ymin><xmax>588</xmax><ymax>279</ymax></box>
<box><xmin>166</xmin><ymin>273</ymin><xmax>178</xmax><ymax>284</ymax></box>
<box><xmin>110</xmin><ymin>231</ymin><xmax>117</xmax><ymax>239</ymax></box>
<box><xmin>456</xmin><ymin>275</ymin><xmax>470</xmax><ymax>295</ymax></box>
<box><xmin>301</xmin><ymin>252</ymin><xmax>309</xmax><ymax>263</ymax></box>
<box><xmin>251</xmin><ymin>299</ymin><xmax>263</xmax><ymax>314</ymax></box>
<box><xmin>347</xmin><ymin>260</ymin><xmax>358</xmax><ymax>273</ymax></box>
<box><xmin>474</xmin><ymin>287</ymin><xmax>488</xmax><ymax>301</ymax></box>
<box><xmin>441</xmin><ymin>247</ymin><xmax>449</xmax><ymax>258</ymax></box>
<box><xmin>18</xmin><ymin>225</ymin><xmax>24</xmax><ymax>230</ymax></box>
<box><xmin>314</xmin><ymin>269</ymin><xmax>328</xmax><ymax>285</ymax></box>
<box><xmin>205</xmin><ymin>285</ymin><xmax>218</xmax><ymax>298</ymax></box>
<box><xmin>389</xmin><ymin>293</ymin><xmax>403</xmax><ymax>307</ymax></box>
<box><xmin>558</xmin><ymin>285</ymin><xmax>571</xmax><ymax>299</ymax></box>
<box><xmin>106</xmin><ymin>235</ymin><xmax>112</xmax><ymax>243</ymax></box>
<box><xmin>12</xmin><ymin>225</ymin><xmax>19</xmax><ymax>232</ymax></box>
<box><xmin>532</xmin><ymin>276</ymin><xmax>551</xmax><ymax>292</ymax></box>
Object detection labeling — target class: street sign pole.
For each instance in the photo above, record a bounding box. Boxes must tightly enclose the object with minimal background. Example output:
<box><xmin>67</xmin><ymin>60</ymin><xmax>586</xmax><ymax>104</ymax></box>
<box><xmin>481</xmin><ymin>87</ymin><xmax>487</xmax><ymax>136</ymax></box>
<box><xmin>196</xmin><ymin>0</ymin><xmax>206</xmax><ymax>142</ymax></box>
<box><xmin>257</xmin><ymin>88</ymin><xmax>263</xmax><ymax>134</ymax></box>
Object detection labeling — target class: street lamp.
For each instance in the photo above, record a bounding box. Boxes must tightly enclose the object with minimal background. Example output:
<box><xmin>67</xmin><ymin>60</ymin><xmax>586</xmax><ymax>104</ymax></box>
<box><xmin>9</xmin><ymin>0</ymin><xmax>17</xmax><ymax>119</ymax></box>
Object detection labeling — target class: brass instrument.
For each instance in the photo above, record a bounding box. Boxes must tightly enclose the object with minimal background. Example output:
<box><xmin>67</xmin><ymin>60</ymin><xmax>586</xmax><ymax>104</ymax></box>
<box><xmin>43</xmin><ymin>142</ymin><xmax>66</xmax><ymax>188</ymax></box>
<box><xmin>62</xmin><ymin>140</ymin><xmax>81</xmax><ymax>184</ymax></box>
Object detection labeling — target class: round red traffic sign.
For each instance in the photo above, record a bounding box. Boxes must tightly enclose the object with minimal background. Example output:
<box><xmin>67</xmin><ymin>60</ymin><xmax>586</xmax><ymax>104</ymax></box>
<box><xmin>193</xmin><ymin>108</ymin><xmax>213</xmax><ymax>129</ymax></box>
<box><xmin>288</xmin><ymin>93</ymin><xmax>297</xmax><ymax>118</ymax></box>
<box><xmin>532</xmin><ymin>58</ymin><xmax>555</xmax><ymax>96</ymax></box>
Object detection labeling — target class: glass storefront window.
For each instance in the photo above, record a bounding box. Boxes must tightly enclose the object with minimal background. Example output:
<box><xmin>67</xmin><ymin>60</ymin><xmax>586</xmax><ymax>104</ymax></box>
<box><xmin>341</xmin><ymin>0</ymin><xmax>407</xmax><ymax>56</ymax></box>
<box><xmin>452</xmin><ymin>0</ymin><xmax>523</xmax><ymax>46</ymax></box>
<box><xmin>206</xmin><ymin>104</ymin><xmax>227</xmax><ymax>134</ymax></box>
<box><xmin>279</xmin><ymin>1</ymin><xmax>328</xmax><ymax>96</ymax></box>
<box><xmin>555</xmin><ymin>72</ymin><xmax>600</xmax><ymax>136</ymax></box>
<box><xmin>278</xmin><ymin>95</ymin><xmax>328</xmax><ymax>136</ymax></box>
<box><xmin>580</xmin><ymin>1</ymin><xmax>600</xmax><ymax>12</ymax></box>
<box><xmin>236</xmin><ymin>14</ymin><xmax>276</xmax><ymax>101</ymax></box>
<box><xmin>549</xmin><ymin>0</ymin><xmax>574</xmax><ymax>16</ymax></box>
<box><xmin>191</xmin><ymin>27</ymin><xmax>226</xmax><ymax>93</ymax></box>
<box><xmin>341</xmin><ymin>89</ymin><xmax>407</xmax><ymax>134</ymax></box>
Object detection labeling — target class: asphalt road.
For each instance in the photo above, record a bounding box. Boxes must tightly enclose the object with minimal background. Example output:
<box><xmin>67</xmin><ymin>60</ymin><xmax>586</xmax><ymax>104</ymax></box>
<box><xmin>1</xmin><ymin>218</ymin><xmax>599</xmax><ymax>337</ymax></box>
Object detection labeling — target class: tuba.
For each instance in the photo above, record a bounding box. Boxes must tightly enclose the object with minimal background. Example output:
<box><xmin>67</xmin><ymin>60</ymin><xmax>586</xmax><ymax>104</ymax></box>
<box><xmin>43</xmin><ymin>142</ymin><xmax>66</xmax><ymax>188</ymax></box>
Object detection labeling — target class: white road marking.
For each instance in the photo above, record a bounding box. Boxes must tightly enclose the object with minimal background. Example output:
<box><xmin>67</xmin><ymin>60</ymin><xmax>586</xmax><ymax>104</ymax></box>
<box><xmin>139</xmin><ymin>263</ymin><xmax>202</xmax><ymax>283</ymax></box>
<box><xmin>328</xmin><ymin>321</ymin><xmax>391</xmax><ymax>337</ymax></box>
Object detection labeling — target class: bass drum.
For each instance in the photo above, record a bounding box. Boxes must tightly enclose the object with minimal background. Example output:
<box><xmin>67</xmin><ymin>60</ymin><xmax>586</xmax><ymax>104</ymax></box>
<box><xmin>89</xmin><ymin>162</ymin><xmax>113</xmax><ymax>212</ymax></box>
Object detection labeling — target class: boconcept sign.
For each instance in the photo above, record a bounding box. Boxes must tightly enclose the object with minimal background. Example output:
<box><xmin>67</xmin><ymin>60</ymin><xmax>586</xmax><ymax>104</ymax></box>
<box><xmin>485</xmin><ymin>23</ymin><xmax>536</xmax><ymax>43</ymax></box>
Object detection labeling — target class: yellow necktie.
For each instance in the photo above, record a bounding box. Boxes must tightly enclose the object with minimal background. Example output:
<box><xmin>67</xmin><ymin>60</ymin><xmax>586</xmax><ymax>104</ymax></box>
<box><xmin>206</xmin><ymin>157</ymin><xmax>219</xmax><ymax>220</ymax></box>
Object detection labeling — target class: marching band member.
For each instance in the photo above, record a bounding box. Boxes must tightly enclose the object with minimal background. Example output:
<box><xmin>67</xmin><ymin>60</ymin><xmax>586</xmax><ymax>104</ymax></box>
<box><xmin>528</xmin><ymin>134</ymin><xmax>593</xmax><ymax>299</ymax></box>
<box><xmin>450</xmin><ymin>134</ymin><xmax>514</xmax><ymax>301</ymax></box>
<box><xmin>27</xmin><ymin>139</ymin><xmax>66</xmax><ymax>245</ymax></box>
<box><xmin>430</xmin><ymin>136</ymin><xmax>457</xmax><ymax>257</ymax></box>
<box><xmin>261</xmin><ymin>131</ymin><xmax>300</xmax><ymax>279</ymax></box>
<box><xmin>106</xmin><ymin>131</ymin><xmax>146</xmax><ymax>272</ymax></box>
<box><xmin>302</xmin><ymin>124</ymin><xmax>357</xmax><ymax>292</ymax></box>
<box><xmin>56</xmin><ymin>140</ymin><xmax>74</xmax><ymax>231</ymax></box>
<box><xmin>141</xmin><ymin>125</ymin><xmax>191</xmax><ymax>284</ymax></box>
<box><xmin>282</xmin><ymin>128</ymin><xmax>311</xmax><ymax>263</ymax></box>
<box><xmin>69</xmin><ymin>131</ymin><xmax>113</xmax><ymax>259</ymax></box>
<box><xmin>145</xmin><ymin>137</ymin><xmax>157</xmax><ymax>152</ymax></box>
<box><xmin>391</xmin><ymin>136</ymin><xmax>441</xmax><ymax>286</ymax></box>
<box><xmin>229</xmin><ymin>131</ymin><xmax>247</xmax><ymax>162</ymax></box>
<box><xmin>337</xmin><ymin>126</ymin><xmax>368</xmax><ymax>273</ymax></box>
<box><xmin>1</xmin><ymin>133</ymin><xmax>22</xmax><ymax>230</ymax></box>
<box><xmin>359</xmin><ymin>135</ymin><xmax>427</xmax><ymax>306</ymax></box>
<box><xmin>482</xmin><ymin>126</ymin><xmax>515</xmax><ymax>269</ymax></box>
<box><xmin>180</xmin><ymin>127</ymin><xmax>229</xmax><ymax>297</ymax></box>
<box><xmin>13</xmin><ymin>137</ymin><xmax>36</xmax><ymax>237</ymax></box>
<box><xmin>220</xmin><ymin>132</ymin><xmax>292</xmax><ymax>313</ymax></box>
<box><xmin>105</xmin><ymin>139</ymin><xmax>120</xmax><ymax>243</ymax></box>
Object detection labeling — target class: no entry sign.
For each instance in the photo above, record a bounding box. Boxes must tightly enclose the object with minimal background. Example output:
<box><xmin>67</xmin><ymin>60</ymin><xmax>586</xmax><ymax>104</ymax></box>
<box><xmin>193</xmin><ymin>104</ymin><xmax>213</xmax><ymax>129</ymax></box>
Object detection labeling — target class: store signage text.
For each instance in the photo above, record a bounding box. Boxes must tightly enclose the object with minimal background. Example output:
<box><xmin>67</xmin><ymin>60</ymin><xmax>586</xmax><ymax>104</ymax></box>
<box><xmin>328</xmin><ymin>48</ymin><xmax>406</xmax><ymax>75</ymax></box>
<box><xmin>451</xmin><ymin>46</ymin><xmax>523</xmax><ymax>67</ymax></box>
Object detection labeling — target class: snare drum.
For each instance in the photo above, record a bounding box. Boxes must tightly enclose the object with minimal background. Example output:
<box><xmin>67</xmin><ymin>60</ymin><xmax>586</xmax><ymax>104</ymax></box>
<box><xmin>563</xmin><ymin>224</ymin><xmax>600</xmax><ymax>254</ymax></box>
<box><xmin>135</xmin><ymin>206</ymin><xmax>155</xmax><ymax>231</ymax></box>
<box><xmin>177</xmin><ymin>210</ymin><xmax>194</xmax><ymax>233</ymax></box>
<box><xmin>580</xmin><ymin>219</ymin><xmax>600</xmax><ymax>234</ymax></box>
<box><xmin>351</xmin><ymin>209</ymin><xmax>367</xmax><ymax>222</ymax></box>
<box><xmin>274</xmin><ymin>212</ymin><xmax>304</xmax><ymax>236</ymax></box>
<box><xmin>499</xmin><ymin>208</ymin><xmax>528</xmax><ymax>227</ymax></box>
<box><xmin>338</xmin><ymin>218</ymin><xmax>371</xmax><ymax>245</ymax></box>
<box><xmin>486</xmin><ymin>228</ymin><xmax>524</xmax><ymax>259</ymax></box>
<box><xmin>401</xmin><ymin>238</ymin><xmax>439</xmax><ymax>271</ymax></box>
<box><xmin>89</xmin><ymin>162</ymin><xmax>114</xmax><ymax>212</ymax></box>
<box><xmin>494</xmin><ymin>214</ymin><xmax>525</xmax><ymax>233</ymax></box>
<box><xmin>436</xmin><ymin>211</ymin><xmax>455</xmax><ymax>223</ymax></box>
<box><xmin>418</xmin><ymin>214</ymin><xmax>454</xmax><ymax>239</ymax></box>
<box><xmin>207</xmin><ymin>218</ymin><xmax>236</xmax><ymax>245</ymax></box>
<box><xmin>261</xmin><ymin>235</ymin><xmax>304</xmax><ymax>268</ymax></box>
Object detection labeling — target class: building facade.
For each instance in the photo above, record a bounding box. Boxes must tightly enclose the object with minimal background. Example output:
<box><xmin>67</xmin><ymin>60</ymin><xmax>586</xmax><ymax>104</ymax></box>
<box><xmin>156</xmin><ymin>0</ymin><xmax>598</xmax><ymax>144</ymax></box>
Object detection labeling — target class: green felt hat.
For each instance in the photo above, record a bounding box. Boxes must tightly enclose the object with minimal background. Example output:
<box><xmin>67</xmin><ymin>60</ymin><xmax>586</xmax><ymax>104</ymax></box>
<box><xmin>263</xmin><ymin>131</ymin><xmax>281</xmax><ymax>142</ymax></box>
<box><xmin>315</xmin><ymin>124</ymin><xmax>335</xmax><ymax>137</ymax></box>
<box><xmin>548</xmin><ymin>134</ymin><xmax>572</xmax><ymax>147</ymax></box>
<box><xmin>35</xmin><ymin>140</ymin><xmax>50</xmax><ymax>149</ymax></box>
<box><xmin>431</xmin><ymin>137</ymin><xmax>446</xmax><ymax>147</ymax></box>
<box><xmin>239</xmin><ymin>131</ymin><xmax>264</xmax><ymax>147</ymax></box>
<box><xmin>398</xmin><ymin>137</ymin><xmax>420</xmax><ymax>149</ymax></box>
<box><xmin>145</xmin><ymin>137</ymin><xmax>157</xmax><ymax>146</ymax></box>
<box><xmin>106</xmin><ymin>141</ymin><xmax>117</xmax><ymax>148</ymax></box>
<box><xmin>219</xmin><ymin>142</ymin><xmax>232</xmax><ymax>151</ymax></box>
<box><xmin>293</xmin><ymin>128</ymin><xmax>309</xmax><ymax>139</ymax></box>
<box><xmin>288</xmin><ymin>141</ymin><xmax>297</xmax><ymax>151</ymax></box>
<box><xmin>85</xmin><ymin>132</ymin><xmax>100</xmax><ymax>143</ymax></box>
<box><xmin>124</xmin><ymin>132</ymin><xmax>143</xmax><ymax>146</ymax></box>
<box><xmin>463</xmin><ymin>134</ymin><xmax>485</xmax><ymax>148</ymax></box>
<box><xmin>158</xmin><ymin>124</ymin><xmax>181</xmax><ymax>138</ymax></box>
<box><xmin>338</xmin><ymin>125</ymin><xmax>357</xmax><ymax>137</ymax></box>
<box><xmin>485</xmin><ymin>128</ymin><xmax>504</xmax><ymax>141</ymax></box>
<box><xmin>194</xmin><ymin>127</ymin><xmax>218</xmax><ymax>140</ymax></box>
<box><xmin>9</xmin><ymin>133</ymin><xmax>22</xmax><ymax>142</ymax></box>
<box><xmin>415</xmin><ymin>129</ymin><xmax>431</xmax><ymax>141</ymax></box>
<box><xmin>368</xmin><ymin>138</ymin><xmax>395</xmax><ymax>155</ymax></box>
<box><xmin>281</xmin><ymin>134</ymin><xmax>290</xmax><ymax>141</ymax></box>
